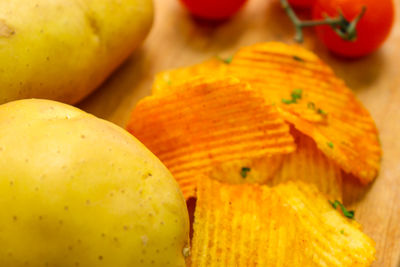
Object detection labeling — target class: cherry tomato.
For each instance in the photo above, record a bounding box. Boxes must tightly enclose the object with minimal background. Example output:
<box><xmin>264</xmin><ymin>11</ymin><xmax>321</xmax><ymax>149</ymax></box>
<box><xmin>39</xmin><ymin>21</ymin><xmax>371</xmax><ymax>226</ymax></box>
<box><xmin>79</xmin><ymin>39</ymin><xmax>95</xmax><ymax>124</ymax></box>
<box><xmin>179</xmin><ymin>0</ymin><xmax>248</xmax><ymax>20</ymax></box>
<box><xmin>312</xmin><ymin>0</ymin><xmax>395</xmax><ymax>57</ymax></box>
<box><xmin>288</xmin><ymin>0</ymin><xmax>315</xmax><ymax>8</ymax></box>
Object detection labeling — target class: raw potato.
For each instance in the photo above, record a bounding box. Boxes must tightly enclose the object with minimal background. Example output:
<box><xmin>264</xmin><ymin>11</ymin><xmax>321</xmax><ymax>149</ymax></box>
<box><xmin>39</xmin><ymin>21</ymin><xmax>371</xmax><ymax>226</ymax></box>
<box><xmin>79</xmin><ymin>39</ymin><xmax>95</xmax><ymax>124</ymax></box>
<box><xmin>0</xmin><ymin>99</ymin><xmax>189</xmax><ymax>267</ymax></box>
<box><xmin>0</xmin><ymin>0</ymin><xmax>153</xmax><ymax>104</ymax></box>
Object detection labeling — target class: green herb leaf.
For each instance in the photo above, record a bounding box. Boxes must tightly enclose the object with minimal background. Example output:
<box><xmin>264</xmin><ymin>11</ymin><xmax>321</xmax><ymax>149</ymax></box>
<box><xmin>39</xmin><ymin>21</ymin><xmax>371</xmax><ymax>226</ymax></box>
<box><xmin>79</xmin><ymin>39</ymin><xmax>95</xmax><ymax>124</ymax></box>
<box><xmin>291</xmin><ymin>89</ymin><xmax>302</xmax><ymax>100</ymax></box>
<box><xmin>293</xmin><ymin>55</ymin><xmax>304</xmax><ymax>62</ymax></box>
<box><xmin>317</xmin><ymin>108</ymin><xmax>327</xmax><ymax>116</ymax></box>
<box><xmin>307</xmin><ymin>102</ymin><xmax>328</xmax><ymax>116</ymax></box>
<box><xmin>240</xmin><ymin>167</ymin><xmax>251</xmax><ymax>179</ymax></box>
<box><xmin>282</xmin><ymin>98</ymin><xmax>294</xmax><ymax>104</ymax></box>
<box><xmin>329</xmin><ymin>200</ymin><xmax>354</xmax><ymax>219</ymax></box>
<box><xmin>282</xmin><ymin>89</ymin><xmax>302</xmax><ymax>104</ymax></box>
<box><xmin>218</xmin><ymin>56</ymin><xmax>233</xmax><ymax>64</ymax></box>
<box><xmin>327</xmin><ymin>142</ymin><xmax>334</xmax><ymax>149</ymax></box>
<box><xmin>307</xmin><ymin>102</ymin><xmax>316</xmax><ymax>110</ymax></box>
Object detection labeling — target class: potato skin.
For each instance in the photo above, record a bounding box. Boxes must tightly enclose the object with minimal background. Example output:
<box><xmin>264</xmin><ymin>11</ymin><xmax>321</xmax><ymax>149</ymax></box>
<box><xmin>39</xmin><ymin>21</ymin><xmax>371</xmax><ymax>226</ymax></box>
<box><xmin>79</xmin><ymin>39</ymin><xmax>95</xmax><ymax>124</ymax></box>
<box><xmin>0</xmin><ymin>99</ymin><xmax>189</xmax><ymax>267</ymax></box>
<box><xmin>0</xmin><ymin>0</ymin><xmax>153</xmax><ymax>104</ymax></box>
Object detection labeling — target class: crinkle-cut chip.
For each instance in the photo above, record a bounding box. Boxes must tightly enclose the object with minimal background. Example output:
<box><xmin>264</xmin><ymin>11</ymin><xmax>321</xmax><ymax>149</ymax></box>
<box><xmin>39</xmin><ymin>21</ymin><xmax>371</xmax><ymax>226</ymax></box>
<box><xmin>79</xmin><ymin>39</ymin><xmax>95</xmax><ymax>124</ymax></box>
<box><xmin>208</xmin><ymin>128</ymin><xmax>343</xmax><ymax>200</ymax></box>
<box><xmin>127</xmin><ymin>76</ymin><xmax>295</xmax><ymax>199</ymax></box>
<box><xmin>208</xmin><ymin>155</ymin><xmax>284</xmax><ymax>185</ymax></box>
<box><xmin>229</xmin><ymin>42</ymin><xmax>381</xmax><ymax>184</ymax></box>
<box><xmin>268</xmin><ymin>127</ymin><xmax>343</xmax><ymax>201</ymax></box>
<box><xmin>152</xmin><ymin>57</ymin><xmax>228</xmax><ymax>95</ymax></box>
<box><xmin>191</xmin><ymin>177</ymin><xmax>375</xmax><ymax>267</ymax></box>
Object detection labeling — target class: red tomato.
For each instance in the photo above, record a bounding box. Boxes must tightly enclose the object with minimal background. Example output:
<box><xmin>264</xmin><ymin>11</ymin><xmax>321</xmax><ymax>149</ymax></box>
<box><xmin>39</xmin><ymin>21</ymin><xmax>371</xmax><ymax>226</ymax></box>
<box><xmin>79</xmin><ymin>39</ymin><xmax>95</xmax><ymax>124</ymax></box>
<box><xmin>312</xmin><ymin>0</ymin><xmax>395</xmax><ymax>57</ymax></box>
<box><xmin>180</xmin><ymin>0</ymin><xmax>248</xmax><ymax>20</ymax></box>
<box><xmin>288</xmin><ymin>0</ymin><xmax>315</xmax><ymax>8</ymax></box>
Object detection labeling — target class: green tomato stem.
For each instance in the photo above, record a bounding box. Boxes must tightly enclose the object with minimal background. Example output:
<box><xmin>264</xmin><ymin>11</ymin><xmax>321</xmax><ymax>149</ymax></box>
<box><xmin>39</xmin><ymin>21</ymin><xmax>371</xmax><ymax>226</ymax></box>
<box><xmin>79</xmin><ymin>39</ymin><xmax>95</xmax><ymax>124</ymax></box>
<box><xmin>280</xmin><ymin>0</ymin><xmax>367</xmax><ymax>43</ymax></box>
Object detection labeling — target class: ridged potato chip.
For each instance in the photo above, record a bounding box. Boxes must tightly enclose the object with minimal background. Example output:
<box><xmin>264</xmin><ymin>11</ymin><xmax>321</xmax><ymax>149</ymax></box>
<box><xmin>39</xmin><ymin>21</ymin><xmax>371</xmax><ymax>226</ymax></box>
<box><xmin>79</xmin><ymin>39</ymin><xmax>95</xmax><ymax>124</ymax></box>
<box><xmin>208</xmin><ymin>128</ymin><xmax>342</xmax><ymax>200</ymax></box>
<box><xmin>127</xmin><ymin>76</ymin><xmax>295</xmax><ymax>199</ymax></box>
<box><xmin>268</xmin><ymin>127</ymin><xmax>343</xmax><ymax>201</ymax></box>
<box><xmin>208</xmin><ymin>155</ymin><xmax>285</xmax><ymax>185</ymax></box>
<box><xmin>152</xmin><ymin>57</ymin><xmax>228</xmax><ymax>95</ymax></box>
<box><xmin>229</xmin><ymin>42</ymin><xmax>381</xmax><ymax>184</ymax></box>
<box><xmin>191</xmin><ymin>178</ymin><xmax>375</xmax><ymax>266</ymax></box>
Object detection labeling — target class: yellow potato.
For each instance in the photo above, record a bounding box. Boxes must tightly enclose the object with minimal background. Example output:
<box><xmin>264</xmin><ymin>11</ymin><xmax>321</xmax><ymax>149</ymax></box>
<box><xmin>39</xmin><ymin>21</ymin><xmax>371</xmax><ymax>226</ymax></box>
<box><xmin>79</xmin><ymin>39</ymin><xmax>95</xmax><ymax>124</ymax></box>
<box><xmin>0</xmin><ymin>99</ymin><xmax>189</xmax><ymax>267</ymax></box>
<box><xmin>0</xmin><ymin>0</ymin><xmax>153</xmax><ymax>104</ymax></box>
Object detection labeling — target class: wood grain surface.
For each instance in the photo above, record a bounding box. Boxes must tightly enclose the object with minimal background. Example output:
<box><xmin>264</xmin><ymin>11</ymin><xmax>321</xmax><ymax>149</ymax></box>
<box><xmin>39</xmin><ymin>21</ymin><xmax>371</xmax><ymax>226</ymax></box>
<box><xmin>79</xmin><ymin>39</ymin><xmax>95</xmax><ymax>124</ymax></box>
<box><xmin>79</xmin><ymin>0</ymin><xmax>400</xmax><ymax>266</ymax></box>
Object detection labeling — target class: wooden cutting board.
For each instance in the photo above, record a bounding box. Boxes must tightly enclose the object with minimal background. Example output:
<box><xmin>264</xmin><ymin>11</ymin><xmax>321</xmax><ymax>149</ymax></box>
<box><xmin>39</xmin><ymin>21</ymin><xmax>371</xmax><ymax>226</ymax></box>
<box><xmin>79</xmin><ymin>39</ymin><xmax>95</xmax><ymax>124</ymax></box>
<box><xmin>79</xmin><ymin>0</ymin><xmax>400</xmax><ymax>266</ymax></box>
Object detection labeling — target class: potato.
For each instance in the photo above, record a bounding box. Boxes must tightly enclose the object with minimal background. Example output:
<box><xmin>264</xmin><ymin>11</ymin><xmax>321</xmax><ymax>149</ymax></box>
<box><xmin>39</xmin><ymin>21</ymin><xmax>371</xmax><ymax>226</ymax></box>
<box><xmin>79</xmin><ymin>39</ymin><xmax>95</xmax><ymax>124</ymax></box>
<box><xmin>0</xmin><ymin>0</ymin><xmax>153</xmax><ymax>104</ymax></box>
<box><xmin>0</xmin><ymin>99</ymin><xmax>189</xmax><ymax>267</ymax></box>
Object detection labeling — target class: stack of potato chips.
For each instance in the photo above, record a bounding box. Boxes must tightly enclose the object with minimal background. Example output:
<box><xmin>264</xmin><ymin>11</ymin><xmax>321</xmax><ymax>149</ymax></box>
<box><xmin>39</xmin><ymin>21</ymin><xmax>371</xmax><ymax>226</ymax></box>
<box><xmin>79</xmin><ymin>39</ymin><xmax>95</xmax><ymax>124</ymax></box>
<box><xmin>127</xmin><ymin>42</ymin><xmax>380</xmax><ymax>266</ymax></box>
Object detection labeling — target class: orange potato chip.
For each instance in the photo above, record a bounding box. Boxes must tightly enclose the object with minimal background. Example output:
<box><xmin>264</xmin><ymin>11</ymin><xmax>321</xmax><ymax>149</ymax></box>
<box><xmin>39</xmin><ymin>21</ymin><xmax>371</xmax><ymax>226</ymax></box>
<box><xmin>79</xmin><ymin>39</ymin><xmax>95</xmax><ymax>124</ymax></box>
<box><xmin>152</xmin><ymin>57</ymin><xmax>228</xmax><ymax>95</ymax></box>
<box><xmin>268</xmin><ymin>127</ymin><xmax>343</xmax><ymax>201</ymax></box>
<box><xmin>229</xmin><ymin>42</ymin><xmax>381</xmax><ymax>184</ymax></box>
<box><xmin>208</xmin><ymin>128</ymin><xmax>342</xmax><ymax>200</ymax></box>
<box><xmin>191</xmin><ymin>177</ymin><xmax>375</xmax><ymax>266</ymax></box>
<box><xmin>208</xmin><ymin>155</ymin><xmax>285</xmax><ymax>185</ymax></box>
<box><xmin>127</xmin><ymin>76</ymin><xmax>295</xmax><ymax>199</ymax></box>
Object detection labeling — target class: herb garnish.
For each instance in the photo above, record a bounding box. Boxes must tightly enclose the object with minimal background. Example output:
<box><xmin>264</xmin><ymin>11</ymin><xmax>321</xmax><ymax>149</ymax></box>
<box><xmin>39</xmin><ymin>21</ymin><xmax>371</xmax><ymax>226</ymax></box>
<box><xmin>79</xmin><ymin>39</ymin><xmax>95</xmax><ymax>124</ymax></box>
<box><xmin>291</xmin><ymin>89</ymin><xmax>302</xmax><ymax>100</ymax></box>
<box><xmin>327</xmin><ymin>142</ymin><xmax>334</xmax><ymax>149</ymax></box>
<box><xmin>329</xmin><ymin>200</ymin><xmax>354</xmax><ymax>219</ymax></box>
<box><xmin>218</xmin><ymin>56</ymin><xmax>233</xmax><ymax>64</ymax></box>
<box><xmin>240</xmin><ymin>167</ymin><xmax>251</xmax><ymax>178</ymax></box>
<box><xmin>293</xmin><ymin>55</ymin><xmax>304</xmax><ymax>62</ymax></box>
<box><xmin>282</xmin><ymin>89</ymin><xmax>302</xmax><ymax>104</ymax></box>
<box><xmin>307</xmin><ymin>102</ymin><xmax>328</xmax><ymax>116</ymax></box>
<box><xmin>317</xmin><ymin>108</ymin><xmax>327</xmax><ymax>116</ymax></box>
<box><xmin>282</xmin><ymin>98</ymin><xmax>294</xmax><ymax>104</ymax></box>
